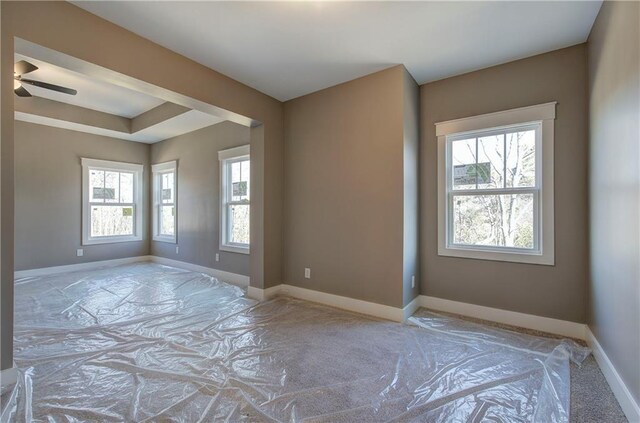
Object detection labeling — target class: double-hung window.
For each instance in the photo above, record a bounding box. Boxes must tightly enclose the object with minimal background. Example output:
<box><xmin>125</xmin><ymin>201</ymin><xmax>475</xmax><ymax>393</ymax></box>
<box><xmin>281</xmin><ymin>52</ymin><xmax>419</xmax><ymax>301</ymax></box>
<box><xmin>152</xmin><ymin>161</ymin><xmax>177</xmax><ymax>243</ymax></box>
<box><xmin>218</xmin><ymin>145</ymin><xmax>250</xmax><ymax>254</ymax></box>
<box><xmin>436</xmin><ymin>103</ymin><xmax>555</xmax><ymax>265</ymax></box>
<box><xmin>82</xmin><ymin>158</ymin><xmax>143</xmax><ymax>245</ymax></box>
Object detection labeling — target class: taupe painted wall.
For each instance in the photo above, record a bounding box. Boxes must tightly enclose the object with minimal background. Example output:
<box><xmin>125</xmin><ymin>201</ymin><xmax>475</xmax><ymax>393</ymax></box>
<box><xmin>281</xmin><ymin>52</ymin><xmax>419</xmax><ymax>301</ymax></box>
<box><xmin>14</xmin><ymin>121</ymin><xmax>150</xmax><ymax>270</ymax></box>
<box><xmin>1</xmin><ymin>1</ymin><xmax>283</xmax><ymax>370</ymax></box>
<box><xmin>420</xmin><ymin>45</ymin><xmax>589</xmax><ymax>323</ymax></box>
<box><xmin>14</xmin><ymin>119</ymin><xmax>252</xmax><ymax>276</ymax></box>
<box><xmin>284</xmin><ymin>65</ymin><xmax>418</xmax><ymax>308</ymax></box>
<box><xmin>588</xmin><ymin>1</ymin><xmax>640</xmax><ymax>405</ymax></box>
<box><xmin>151</xmin><ymin>122</ymin><xmax>250</xmax><ymax>276</ymax></box>
<box><xmin>0</xmin><ymin>1</ymin><xmax>9</xmax><ymax>371</ymax></box>
<box><xmin>402</xmin><ymin>69</ymin><xmax>420</xmax><ymax>307</ymax></box>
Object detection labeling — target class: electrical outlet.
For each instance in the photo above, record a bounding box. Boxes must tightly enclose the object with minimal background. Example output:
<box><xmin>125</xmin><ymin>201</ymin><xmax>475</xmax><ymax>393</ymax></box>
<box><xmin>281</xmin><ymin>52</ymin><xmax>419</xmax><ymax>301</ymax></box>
<box><xmin>176</xmin><ymin>246</ymin><xmax>179</xmax><ymax>254</ymax></box>
<box><xmin>304</xmin><ymin>268</ymin><xmax>311</xmax><ymax>279</ymax></box>
<box><xmin>76</xmin><ymin>249</ymin><xmax>83</xmax><ymax>257</ymax></box>
<box><xmin>215</xmin><ymin>253</ymin><xmax>220</xmax><ymax>262</ymax></box>
<box><xmin>411</xmin><ymin>275</ymin><xmax>415</xmax><ymax>289</ymax></box>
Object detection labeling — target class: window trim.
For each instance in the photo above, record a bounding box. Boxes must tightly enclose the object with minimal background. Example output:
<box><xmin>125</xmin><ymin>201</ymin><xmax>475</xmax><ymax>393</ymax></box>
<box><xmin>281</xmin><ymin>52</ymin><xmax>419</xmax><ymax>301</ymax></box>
<box><xmin>152</xmin><ymin>161</ymin><xmax>177</xmax><ymax>244</ymax></box>
<box><xmin>81</xmin><ymin>158</ymin><xmax>144</xmax><ymax>245</ymax></box>
<box><xmin>435</xmin><ymin>102</ymin><xmax>556</xmax><ymax>265</ymax></box>
<box><xmin>218</xmin><ymin>145</ymin><xmax>250</xmax><ymax>254</ymax></box>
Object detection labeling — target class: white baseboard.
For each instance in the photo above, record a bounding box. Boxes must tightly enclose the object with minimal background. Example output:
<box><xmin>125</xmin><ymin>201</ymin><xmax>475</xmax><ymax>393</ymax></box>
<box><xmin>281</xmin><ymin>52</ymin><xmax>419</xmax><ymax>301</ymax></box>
<box><xmin>247</xmin><ymin>284</ymin><xmax>420</xmax><ymax>323</ymax></box>
<box><xmin>10</xmin><ymin>258</ymin><xmax>587</xmax><ymax>335</ymax></box>
<box><xmin>150</xmin><ymin>256</ymin><xmax>250</xmax><ymax>288</ymax></box>
<box><xmin>279</xmin><ymin>284</ymin><xmax>405</xmax><ymax>321</ymax></box>
<box><xmin>14</xmin><ymin>256</ymin><xmax>152</xmax><ymax>279</ymax></box>
<box><xmin>247</xmin><ymin>285</ymin><xmax>281</xmax><ymax>301</ymax></box>
<box><xmin>0</xmin><ymin>367</ymin><xmax>18</xmax><ymax>395</ymax></box>
<box><xmin>403</xmin><ymin>296</ymin><xmax>422</xmax><ymax>321</ymax></box>
<box><xmin>14</xmin><ymin>255</ymin><xmax>250</xmax><ymax>289</ymax></box>
<box><xmin>12</xmin><ymin>259</ymin><xmax>586</xmax><ymax>338</ymax></box>
<box><xmin>586</xmin><ymin>328</ymin><xmax>640</xmax><ymax>423</ymax></box>
<box><xmin>418</xmin><ymin>295</ymin><xmax>587</xmax><ymax>340</ymax></box>
<box><xmin>244</xmin><ymin>286</ymin><xmax>587</xmax><ymax>336</ymax></box>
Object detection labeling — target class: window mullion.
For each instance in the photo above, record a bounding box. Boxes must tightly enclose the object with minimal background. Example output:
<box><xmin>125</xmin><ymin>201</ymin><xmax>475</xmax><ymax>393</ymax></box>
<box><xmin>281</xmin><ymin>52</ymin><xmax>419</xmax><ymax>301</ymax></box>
<box><xmin>451</xmin><ymin>188</ymin><xmax>537</xmax><ymax>196</ymax></box>
<box><xmin>89</xmin><ymin>202</ymin><xmax>134</xmax><ymax>207</ymax></box>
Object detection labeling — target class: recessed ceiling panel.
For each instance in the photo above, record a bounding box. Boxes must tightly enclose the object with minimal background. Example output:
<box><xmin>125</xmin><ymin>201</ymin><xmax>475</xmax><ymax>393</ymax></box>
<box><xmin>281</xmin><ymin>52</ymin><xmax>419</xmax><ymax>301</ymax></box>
<box><xmin>14</xmin><ymin>53</ymin><xmax>165</xmax><ymax>118</ymax></box>
<box><xmin>16</xmin><ymin>110</ymin><xmax>225</xmax><ymax>143</ymax></box>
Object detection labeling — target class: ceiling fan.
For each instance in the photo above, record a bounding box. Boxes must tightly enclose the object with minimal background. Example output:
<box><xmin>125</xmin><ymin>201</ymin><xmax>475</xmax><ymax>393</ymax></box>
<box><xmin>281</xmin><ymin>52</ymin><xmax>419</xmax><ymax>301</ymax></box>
<box><xmin>14</xmin><ymin>60</ymin><xmax>77</xmax><ymax>97</ymax></box>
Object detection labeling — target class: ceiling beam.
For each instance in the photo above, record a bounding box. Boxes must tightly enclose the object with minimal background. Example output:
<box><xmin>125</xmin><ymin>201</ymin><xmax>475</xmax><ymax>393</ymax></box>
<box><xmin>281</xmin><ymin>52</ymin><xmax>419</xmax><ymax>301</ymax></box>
<box><xmin>14</xmin><ymin>96</ymin><xmax>131</xmax><ymax>133</ymax></box>
<box><xmin>131</xmin><ymin>102</ymin><xmax>189</xmax><ymax>133</ymax></box>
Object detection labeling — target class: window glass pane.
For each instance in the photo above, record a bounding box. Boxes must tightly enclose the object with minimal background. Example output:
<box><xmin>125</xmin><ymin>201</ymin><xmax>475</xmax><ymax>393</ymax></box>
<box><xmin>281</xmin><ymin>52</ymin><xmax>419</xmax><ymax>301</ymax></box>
<box><xmin>89</xmin><ymin>169</ymin><xmax>105</xmax><ymax>203</ymax></box>
<box><xmin>91</xmin><ymin>205</ymin><xmax>134</xmax><ymax>237</ymax></box>
<box><xmin>160</xmin><ymin>205</ymin><xmax>174</xmax><ymax>236</ymax></box>
<box><xmin>231</xmin><ymin>161</ymin><xmax>241</xmax><ymax>182</ymax></box>
<box><xmin>477</xmin><ymin>134</ymin><xmax>505</xmax><ymax>189</ymax></box>
<box><xmin>452</xmin><ymin>194</ymin><xmax>534</xmax><ymax>249</ymax></box>
<box><xmin>120</xmin><ymin>172</ymin><xmax>134</xmax><ymax>203</ymax></box>
<box><xmin>231</xmin><ymin>159</ymin><xmax>250</xmax><ymax>202</ymax></box>
<box><xmin>451</xmin><ymin>138</ymin><xmax>477</xmax><ymax>190</ymax></box>
<box><xmin>506</xmin><ymin>130</ymin><xmax>536</xmax><ymax>187</ymax></box>
<box><xmin>242</xmin><ymin>159</ymin><xmax>250</xmax><ymax>200</ymax></box>
<box><xmin>229</xmin><ymin>204</ymin><xmax>250</xmax><ymax>245</ymax></box>
<box><xmin>104</xmin><ymin>171</ymin><xmax>120</xmax><ymax>203</ymax></box>
<box><xmin>161</xmin><ymin>172</ymin><xmax>174</xmax><ymax>204</ymax></box>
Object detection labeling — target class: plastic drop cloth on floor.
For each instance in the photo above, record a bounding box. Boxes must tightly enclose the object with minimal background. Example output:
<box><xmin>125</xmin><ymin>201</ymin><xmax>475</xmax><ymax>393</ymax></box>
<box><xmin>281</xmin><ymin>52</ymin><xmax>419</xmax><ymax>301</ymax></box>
<box><xmin>3</xmin><ymin>263</ymin><xmax>589</xmax><ymax>422</ymax></box>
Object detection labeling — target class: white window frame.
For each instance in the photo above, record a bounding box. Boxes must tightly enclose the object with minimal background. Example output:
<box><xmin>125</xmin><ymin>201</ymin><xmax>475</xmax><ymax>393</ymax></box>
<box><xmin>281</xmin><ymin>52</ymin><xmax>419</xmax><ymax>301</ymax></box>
<box><xmin>81</xmin><ymin>158</ymin><xmax>144</xmax><ymax>245</ymax></box>
<box><xmin>218</xmin><ymin>145</ymin><xmax>250</xmax><ymax>254</ymax></box>
<box><xmin>435</xmin><ymin>102</ymin><xmax>556</xmax><ymax>265</ymax></box>
<box><xmin>152</xmin><ymin>161</ymin><xmax>177</xmax><ymax>244</ymax></box>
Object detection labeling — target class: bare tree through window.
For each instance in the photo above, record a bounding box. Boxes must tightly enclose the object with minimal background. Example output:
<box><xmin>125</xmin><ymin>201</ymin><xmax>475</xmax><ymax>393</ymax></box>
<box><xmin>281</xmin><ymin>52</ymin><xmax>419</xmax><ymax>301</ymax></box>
<box><xmin>89</xmin><ymin>169</ymin><xmax>135</xmax><ymax>237</ymax></box>
<box><xmin>228</xmin><ymin>159</ymin><xmax>250</xmax><ymax>245</ymax></box>
<box><xmin>450</xmin><ymin>128</ymin><xmax>536</xmax><ymax>249</ymax></box>
<box><xmin>219</xmin><ymin>146</ymin><xmax>251</xmax><ymax>252</ymax></box>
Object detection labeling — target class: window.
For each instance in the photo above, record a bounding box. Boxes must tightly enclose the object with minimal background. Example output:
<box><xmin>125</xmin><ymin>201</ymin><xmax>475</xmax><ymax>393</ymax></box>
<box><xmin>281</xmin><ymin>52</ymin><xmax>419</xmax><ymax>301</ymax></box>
<box><xmin>436</xmin><ymin>102</ymin><xmax>555</xmax><ymax>265</ymax></box>
<box><xmin>219</xmin><ymin>145</ymin><xmax>250</xmax><ymax>254</ymax></box>
<box><xmin>152</xmin><ymin>161</ymin><xmax>177</xmax><ymax>243</ymax></box>
<box><xmin>82</xmin><ymin>158</ymin><xmax>143</xmax><ymax>245</ymax></box>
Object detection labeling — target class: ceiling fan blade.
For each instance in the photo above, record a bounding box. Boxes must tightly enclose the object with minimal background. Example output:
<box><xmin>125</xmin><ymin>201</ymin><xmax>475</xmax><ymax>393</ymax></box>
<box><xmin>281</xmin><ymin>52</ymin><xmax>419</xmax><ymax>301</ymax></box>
<box><xmin>14</xmin><ymin>60</ymin><xmax>38</xmax><ymax>76</ymax></box>
<box><xmin>14</xmin><ymin>86</ymin><xmax>32</xmax><ymax>97</ymax></box>
<box><xmin>19</xmin><ymin>78</ymin><xmax>77</xmax><ymax>95</ymax></box>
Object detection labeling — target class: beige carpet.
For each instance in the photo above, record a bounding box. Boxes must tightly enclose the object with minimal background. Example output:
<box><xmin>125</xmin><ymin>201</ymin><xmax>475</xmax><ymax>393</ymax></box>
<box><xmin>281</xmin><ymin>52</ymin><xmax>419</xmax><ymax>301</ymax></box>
<box><xmin>1</xmin><ymin>263</ymin><xmax>627</xmax><ymax>422</ymax></box>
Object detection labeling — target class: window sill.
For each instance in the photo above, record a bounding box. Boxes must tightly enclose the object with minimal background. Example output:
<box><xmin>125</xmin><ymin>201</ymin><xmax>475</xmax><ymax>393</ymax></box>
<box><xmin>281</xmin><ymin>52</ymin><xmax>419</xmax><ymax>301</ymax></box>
<box><xmin>153</xmin><ymin>236</ymin><xmax>176</xmax><ymax>244</ymax></box>
<box><xmin>220</xmin><ymin>244</ymin><xmax>250</xmax><ymax>255</ymax></box>
<box><xmin>83</xmin><ymin>235</ymin><xmax>142</xmax><ymax>246</ymax></box>
<box><xmin>438</xmin><ymin>246</ymin><xmax>554</xmax><ymax>266</ymax></box>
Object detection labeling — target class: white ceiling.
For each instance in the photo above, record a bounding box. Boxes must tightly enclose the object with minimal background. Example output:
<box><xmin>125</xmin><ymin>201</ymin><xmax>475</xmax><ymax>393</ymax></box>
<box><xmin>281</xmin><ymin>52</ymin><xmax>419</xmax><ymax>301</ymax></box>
<box><xmin>73</xmin><ymin>1</ymin><xmax>602</xmax><ymax>101</ymax></box>
<box><xmin>15</xmin><ymin>54</ymin><xmax>165</xmax><ymax>118</ymax></box>
<box><xmin>16</xmin><ymin>110</ymin><xmax>225</xmax><ymax>143</ymax></box>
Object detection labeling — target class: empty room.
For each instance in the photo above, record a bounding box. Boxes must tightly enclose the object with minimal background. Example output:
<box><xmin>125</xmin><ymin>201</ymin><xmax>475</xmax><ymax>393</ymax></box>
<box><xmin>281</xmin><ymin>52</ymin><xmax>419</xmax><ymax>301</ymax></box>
<box><xmin>0</xmin><ymin>1</ymin><xmax>638</xmax><ymax>422</ymax></box>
